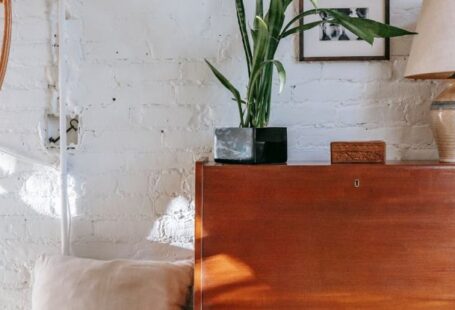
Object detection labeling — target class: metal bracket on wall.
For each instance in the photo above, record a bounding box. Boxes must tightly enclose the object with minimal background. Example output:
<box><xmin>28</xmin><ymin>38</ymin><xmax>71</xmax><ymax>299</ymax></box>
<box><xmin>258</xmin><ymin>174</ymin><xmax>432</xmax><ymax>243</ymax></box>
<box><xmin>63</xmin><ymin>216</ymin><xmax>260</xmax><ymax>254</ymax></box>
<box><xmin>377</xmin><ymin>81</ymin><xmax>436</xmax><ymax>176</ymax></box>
<box><xmin>49</xmin><ymin>118</ymin><xmax>79</xmax><ymax>144</ymax></box>
<box><xmin>46</xmin><ymin>115</ymin><xmax>80</xmax><ymax>150</ymax></box>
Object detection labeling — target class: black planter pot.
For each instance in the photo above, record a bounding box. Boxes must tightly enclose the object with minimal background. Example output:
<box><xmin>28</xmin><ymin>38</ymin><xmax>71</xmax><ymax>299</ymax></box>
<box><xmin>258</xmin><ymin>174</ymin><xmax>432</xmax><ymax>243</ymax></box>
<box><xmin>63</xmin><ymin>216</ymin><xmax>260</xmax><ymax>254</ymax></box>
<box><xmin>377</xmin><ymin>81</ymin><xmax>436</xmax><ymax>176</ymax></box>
<box><xmin>214</xmin><ymin>127</ymin><xmax>287</xmax><ymax>164</ymax></box>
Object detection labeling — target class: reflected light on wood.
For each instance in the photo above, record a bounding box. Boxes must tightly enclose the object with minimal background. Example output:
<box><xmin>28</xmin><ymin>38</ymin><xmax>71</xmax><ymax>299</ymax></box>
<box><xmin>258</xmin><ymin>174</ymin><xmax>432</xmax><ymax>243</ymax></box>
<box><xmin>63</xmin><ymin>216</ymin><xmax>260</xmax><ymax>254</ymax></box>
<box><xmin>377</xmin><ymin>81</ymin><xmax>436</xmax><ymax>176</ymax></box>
<box><xmin>198</xmin><ymin>254</ymin><xmax>271</xmax><ymax>306</ymax></box>
<box><xmin>0</xmin><ymin>0</ymin><xmax>11</xmax><ymax>89</ymax></box>
<box><xmin>195</xmin><ymin>216</ymin><xmax>206</xmax><ymax>239</ymax></box>
<box><xmin>203</xmin><ymin>254</ymin><xmax>256</xmax><ymax>290</ymax></box>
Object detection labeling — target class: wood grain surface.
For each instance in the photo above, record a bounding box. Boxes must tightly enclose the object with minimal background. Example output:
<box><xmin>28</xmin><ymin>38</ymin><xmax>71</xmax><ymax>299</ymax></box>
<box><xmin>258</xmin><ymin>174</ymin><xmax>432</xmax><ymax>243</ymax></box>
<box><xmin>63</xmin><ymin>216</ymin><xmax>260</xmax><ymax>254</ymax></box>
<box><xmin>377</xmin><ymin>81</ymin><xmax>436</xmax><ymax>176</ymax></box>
<box><xmin>331</xmin><ymin>141</ymin><xmax>386</xmax><ymax>164</ymax></box>
<box><xmin>195</xmin><ymin>162</ymin><xmax>455</xmax><ymax>309</ymax></box>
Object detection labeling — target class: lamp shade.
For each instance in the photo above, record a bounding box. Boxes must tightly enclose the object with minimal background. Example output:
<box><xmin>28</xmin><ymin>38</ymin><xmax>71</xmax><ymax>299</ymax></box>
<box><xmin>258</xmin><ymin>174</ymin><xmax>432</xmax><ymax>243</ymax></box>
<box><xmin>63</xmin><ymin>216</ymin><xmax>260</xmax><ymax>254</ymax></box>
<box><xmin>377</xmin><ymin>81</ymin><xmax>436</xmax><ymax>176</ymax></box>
<box><xmin>405</xmin><ymin>0</ymin><xmax>455</xmax><ymax>79</ymax></box>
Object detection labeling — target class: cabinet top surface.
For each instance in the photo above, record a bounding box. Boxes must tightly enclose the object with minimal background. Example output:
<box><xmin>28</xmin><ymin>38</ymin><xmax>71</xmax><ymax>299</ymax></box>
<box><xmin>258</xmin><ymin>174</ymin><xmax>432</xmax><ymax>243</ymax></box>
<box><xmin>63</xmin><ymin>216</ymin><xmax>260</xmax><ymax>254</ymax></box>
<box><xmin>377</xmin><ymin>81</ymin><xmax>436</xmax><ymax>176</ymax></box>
<box><xmin>200</xmin><ymin>161</ymin><xmax>455</xmax><ymax>168</ymax></box>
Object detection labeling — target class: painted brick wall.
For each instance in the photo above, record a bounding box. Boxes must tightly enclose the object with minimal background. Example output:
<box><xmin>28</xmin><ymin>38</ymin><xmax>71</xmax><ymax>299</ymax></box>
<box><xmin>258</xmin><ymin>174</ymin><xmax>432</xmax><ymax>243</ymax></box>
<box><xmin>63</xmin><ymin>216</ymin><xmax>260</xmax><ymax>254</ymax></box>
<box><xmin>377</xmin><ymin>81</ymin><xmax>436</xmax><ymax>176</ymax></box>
<box><xmin>0</xmin><ymin>0</ymin><xmax>434</xmax><ymax>308</ymax></box>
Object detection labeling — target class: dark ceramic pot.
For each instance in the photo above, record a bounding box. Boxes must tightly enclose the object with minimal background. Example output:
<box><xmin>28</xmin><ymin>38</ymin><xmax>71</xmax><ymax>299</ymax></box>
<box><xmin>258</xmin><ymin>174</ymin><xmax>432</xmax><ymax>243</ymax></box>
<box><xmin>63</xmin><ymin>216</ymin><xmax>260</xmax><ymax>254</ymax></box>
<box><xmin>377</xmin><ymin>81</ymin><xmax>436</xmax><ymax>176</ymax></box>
<box><xmin>214</xmin><ymin>127</ymin><xmax>287</xmax><ymax>164</ymax></box>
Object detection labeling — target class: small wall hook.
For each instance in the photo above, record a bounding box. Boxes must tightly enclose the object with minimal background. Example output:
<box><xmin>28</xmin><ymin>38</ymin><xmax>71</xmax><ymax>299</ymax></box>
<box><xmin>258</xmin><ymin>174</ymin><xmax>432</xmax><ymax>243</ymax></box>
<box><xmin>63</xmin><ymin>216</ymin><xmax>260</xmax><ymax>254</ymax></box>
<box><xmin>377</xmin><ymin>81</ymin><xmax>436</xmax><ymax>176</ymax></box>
<box><xmin>49</xmin><ymin>118</ymin><xmax>79</xmax><ymax>144</ymax></box>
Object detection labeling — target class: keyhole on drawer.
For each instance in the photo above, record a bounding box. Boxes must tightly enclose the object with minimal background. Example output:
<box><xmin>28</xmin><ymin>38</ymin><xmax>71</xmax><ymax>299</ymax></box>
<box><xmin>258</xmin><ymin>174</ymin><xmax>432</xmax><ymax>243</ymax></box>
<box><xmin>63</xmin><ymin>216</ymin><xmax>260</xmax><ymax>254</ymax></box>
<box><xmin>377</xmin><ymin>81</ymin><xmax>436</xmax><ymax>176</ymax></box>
<box><xmin>354</xmin><ymin>179</ymin><xmax>360</xmax><ymax>188</ymax></box>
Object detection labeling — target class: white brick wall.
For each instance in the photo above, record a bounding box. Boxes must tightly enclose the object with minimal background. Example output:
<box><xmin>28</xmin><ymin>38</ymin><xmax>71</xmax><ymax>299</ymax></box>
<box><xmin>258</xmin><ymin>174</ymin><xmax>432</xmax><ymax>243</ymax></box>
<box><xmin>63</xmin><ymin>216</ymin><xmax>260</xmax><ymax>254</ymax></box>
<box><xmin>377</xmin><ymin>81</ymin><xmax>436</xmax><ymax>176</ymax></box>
<box><xmin>0</xmin><ymin>0</ymin><xmax>434</xmax><ymax>308</ymax></box>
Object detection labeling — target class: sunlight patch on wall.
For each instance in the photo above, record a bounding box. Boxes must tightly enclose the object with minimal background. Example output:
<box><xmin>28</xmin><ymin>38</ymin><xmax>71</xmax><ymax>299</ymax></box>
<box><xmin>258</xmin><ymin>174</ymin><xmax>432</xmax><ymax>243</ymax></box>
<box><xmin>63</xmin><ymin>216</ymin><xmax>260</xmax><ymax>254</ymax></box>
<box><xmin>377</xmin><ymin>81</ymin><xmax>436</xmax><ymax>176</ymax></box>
<box><xmin>148</xmin><ymin>196</ymin><xmax>194</xmax><ymax>249</ymax></box>
<box><xmin>19</xmin><ymin>167</ymin><xmax>78</xmax><ymax>218</ymax></box>
<box><xmin>0</xmin><ymin>153</ymin><xmax>17</xmax><ymax>176</ymax></box>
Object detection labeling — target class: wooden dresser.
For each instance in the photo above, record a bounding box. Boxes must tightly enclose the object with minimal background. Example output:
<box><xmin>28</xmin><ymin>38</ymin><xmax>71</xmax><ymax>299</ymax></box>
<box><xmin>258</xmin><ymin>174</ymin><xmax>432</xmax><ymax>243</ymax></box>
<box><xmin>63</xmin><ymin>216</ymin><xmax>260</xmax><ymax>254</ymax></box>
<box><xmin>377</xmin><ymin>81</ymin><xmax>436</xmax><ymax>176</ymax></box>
<box><xmin>195</xmin><ymin>161</ymin><xmax>455</xmax><ymax>309</ymax></box>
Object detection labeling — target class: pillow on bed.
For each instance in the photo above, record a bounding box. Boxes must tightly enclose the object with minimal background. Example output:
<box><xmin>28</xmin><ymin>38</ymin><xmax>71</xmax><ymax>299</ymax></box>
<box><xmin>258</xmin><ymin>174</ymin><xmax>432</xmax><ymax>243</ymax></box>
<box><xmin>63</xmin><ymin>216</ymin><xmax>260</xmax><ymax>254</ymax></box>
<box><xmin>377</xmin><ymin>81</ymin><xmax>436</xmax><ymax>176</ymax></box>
<box><xmin>32</xmin><ymin>255</ymin><xmax>193</xmax><ymax>310</ymax></box>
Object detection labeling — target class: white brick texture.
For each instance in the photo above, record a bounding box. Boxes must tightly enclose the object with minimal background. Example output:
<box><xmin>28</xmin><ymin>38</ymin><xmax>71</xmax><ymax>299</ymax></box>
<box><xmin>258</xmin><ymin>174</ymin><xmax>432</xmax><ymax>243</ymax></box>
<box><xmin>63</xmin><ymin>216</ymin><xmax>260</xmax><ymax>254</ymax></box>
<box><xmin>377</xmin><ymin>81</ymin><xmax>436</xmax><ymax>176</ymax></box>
<box><xmin>0</xmin><ymin>0</ymin><xmax>433</xmax><ymax>308</ymax></box>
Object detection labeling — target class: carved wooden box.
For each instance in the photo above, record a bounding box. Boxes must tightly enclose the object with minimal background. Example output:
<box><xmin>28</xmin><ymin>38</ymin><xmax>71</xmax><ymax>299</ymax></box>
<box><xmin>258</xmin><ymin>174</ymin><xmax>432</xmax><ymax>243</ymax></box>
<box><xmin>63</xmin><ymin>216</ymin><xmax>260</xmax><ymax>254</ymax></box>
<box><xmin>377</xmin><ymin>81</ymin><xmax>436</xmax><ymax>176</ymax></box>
<box><xmin>331</xmin><ymin>141</ymin><xmax>386</xmax><ymax>164</ymax></box>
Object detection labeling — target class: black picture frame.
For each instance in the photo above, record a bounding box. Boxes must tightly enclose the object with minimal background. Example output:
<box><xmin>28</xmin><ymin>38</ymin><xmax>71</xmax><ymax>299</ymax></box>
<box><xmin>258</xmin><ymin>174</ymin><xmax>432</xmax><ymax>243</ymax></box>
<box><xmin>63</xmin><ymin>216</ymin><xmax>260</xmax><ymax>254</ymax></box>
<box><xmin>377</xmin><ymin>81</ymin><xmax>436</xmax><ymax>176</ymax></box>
<box><xmin>299</xmin><ymin>0</ymin><xmax>390</xmax><ymax>61</ymax></box>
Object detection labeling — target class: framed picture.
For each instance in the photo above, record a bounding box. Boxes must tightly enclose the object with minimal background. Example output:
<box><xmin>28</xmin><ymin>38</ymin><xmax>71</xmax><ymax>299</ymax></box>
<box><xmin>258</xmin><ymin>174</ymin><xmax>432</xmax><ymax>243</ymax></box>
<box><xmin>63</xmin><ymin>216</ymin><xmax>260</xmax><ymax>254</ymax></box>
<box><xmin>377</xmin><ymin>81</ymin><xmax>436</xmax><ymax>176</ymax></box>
<box><xmin>299</xmin><ymin>0</ymin><xmax>390</xmax><ymax>61</ymax></box>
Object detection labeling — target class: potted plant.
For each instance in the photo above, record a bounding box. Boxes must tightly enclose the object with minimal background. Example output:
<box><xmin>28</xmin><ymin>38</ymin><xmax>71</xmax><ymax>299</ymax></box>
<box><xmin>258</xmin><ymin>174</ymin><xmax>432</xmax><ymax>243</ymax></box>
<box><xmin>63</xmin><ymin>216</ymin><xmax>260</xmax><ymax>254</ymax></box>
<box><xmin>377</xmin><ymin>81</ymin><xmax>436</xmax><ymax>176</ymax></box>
<box><xmin>207</xmin><ymin>0</ymin><xmax>414</xmax><ymax>164</ymax></box>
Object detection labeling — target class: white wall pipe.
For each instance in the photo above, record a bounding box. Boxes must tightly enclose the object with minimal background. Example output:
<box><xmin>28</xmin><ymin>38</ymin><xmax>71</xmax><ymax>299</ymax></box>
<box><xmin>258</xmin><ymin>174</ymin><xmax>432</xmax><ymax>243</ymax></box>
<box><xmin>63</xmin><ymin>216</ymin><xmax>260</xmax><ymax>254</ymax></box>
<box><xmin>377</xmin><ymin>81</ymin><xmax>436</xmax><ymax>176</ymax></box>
<box><xmin>58</xmin><ymin>0</ymin><xmax>70</xmax><ymax>256</ymax></box>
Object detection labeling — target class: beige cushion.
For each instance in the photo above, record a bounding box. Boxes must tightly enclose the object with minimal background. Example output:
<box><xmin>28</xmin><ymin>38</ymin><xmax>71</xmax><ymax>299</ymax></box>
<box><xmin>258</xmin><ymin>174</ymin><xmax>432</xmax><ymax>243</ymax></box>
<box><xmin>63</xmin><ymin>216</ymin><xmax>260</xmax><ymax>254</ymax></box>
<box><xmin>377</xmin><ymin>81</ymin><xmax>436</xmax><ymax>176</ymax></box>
<box><xmin>32</xmin><ymin>255</ymin><xmax>193</xmax><ymax>310</ymax></box>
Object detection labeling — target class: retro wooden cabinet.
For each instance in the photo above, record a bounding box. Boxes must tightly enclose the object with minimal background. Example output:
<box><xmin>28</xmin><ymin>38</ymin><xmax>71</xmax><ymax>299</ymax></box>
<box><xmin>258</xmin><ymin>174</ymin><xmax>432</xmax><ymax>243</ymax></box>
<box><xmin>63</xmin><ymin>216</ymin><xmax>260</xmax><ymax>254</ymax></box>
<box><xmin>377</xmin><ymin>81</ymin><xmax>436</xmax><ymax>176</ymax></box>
<box><xmin>195</xmin><ymin>161</ymin><xmax>455</xmax><ymax>309</ymax></box>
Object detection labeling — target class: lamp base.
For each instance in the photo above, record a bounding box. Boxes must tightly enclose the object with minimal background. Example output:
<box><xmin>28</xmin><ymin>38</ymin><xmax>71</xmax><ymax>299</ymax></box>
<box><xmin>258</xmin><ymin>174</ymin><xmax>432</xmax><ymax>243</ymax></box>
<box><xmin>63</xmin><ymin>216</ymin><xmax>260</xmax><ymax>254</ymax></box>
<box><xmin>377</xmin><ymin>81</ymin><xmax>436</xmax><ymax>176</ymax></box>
<box><xmin>431</xmin><ymin>83</ymin><xmax>455</xmax><ymax>163</ymax></box>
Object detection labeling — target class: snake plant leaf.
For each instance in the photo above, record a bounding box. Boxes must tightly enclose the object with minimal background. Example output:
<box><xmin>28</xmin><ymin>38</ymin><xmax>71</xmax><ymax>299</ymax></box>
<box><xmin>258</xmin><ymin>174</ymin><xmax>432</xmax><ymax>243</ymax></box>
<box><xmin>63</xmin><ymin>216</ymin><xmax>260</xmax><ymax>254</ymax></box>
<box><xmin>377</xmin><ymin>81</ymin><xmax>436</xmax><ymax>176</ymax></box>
<box><xmin>325</xmin><ymin>9</ymin><xmax>416</xmax><ymax>44</ymax></box>
<box><xmin>251</xmin><ymin>28</ymin><xmax>258</xmax><ymax>45</ymax></box>
<box><xmin>267</xmin><ymin>0</ymin><xmax>285</xmax><ymax>42</ymax></box>
<box><xmin>256</xmin><ymin>0</ymin><xmax>263</xmax><ymax>18</ymax></box>
<box><xmin>281</xmin><ymin>9</ymin><xmax>318</xmax><ymax>36</ymax></box>
<box><xmin>264</xmin><ymin>0</ymin><xmax>287</xmax><ymax>64</ymax></box>
<box><xmin>281</xmin><ymin>20</ymin><xmax>323</xmax><ymax>38</ymax></box>
<box><xmin>310</xmin><ymin>0</ymin><xmax>318</xmax><ymax>8</ymax></box>
<box><xmin>324</xmin><ymin>9</ymin><xmax>375</xmax><ymax>44</ymax></box>
<box><xmin>252</xmin><ymin>60</ymin><xmax>287</xmax><ymax>94</ymax></box>
<box><xmin>252</xmin><ymin>17</ymin><xmax>269</xmax><ymax>64</ymax></box>
<box><xmin>272</xmin><ymin>60</ymin><xmax>286</xmax><ymax>94</ymax></box>
<box><xmin>205</xmin><ymin>60</ymin><xmax>242</xmax><ymax>102</ymax></box>
<box><xmin>341</xmin><ymin>17</ymin><xmax>417</xmax><ymax>38</ymax></box>
<box><xmin>254</xmin><ymin>0</ymin><xmax>264</xmax><ymax>36</ymax></box>
<box><xmin>205</xmin><ymin>59</ymin><xmax>245</xmax><ymax>126</ymax></box>
<box><xmin>282</xmin><ymin>0</ymin><xmax>293</xmax><ymax>9</ymax></box>
<box><xmin>235</xmin><ymin>0</ymin><xmax>253</xmax><ymax>75</ymax></box>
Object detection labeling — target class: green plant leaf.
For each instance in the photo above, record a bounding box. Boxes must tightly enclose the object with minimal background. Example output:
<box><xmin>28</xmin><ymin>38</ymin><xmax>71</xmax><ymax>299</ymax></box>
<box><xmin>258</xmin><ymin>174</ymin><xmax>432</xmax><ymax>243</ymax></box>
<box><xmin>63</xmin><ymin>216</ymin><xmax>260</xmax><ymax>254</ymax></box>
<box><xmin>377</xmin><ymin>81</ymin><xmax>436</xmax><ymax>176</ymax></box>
<box><xmin>310</xmin><ymin>0</ymin><xmax>318</xmax><ymax>8</ymax></box>
<box><xmin>247</xmin><ymin>60</ymin><xmax>285</xmax><ymax>127</ymax></box>
<box><xmin>266</xmin><ymin>0</ymin><xmax>285</xmax><ymax>40</ymax></box>
<box><xmin>254</xmin><ymin>0</ymin><xmax>264</xmax><ymax>31</ymax></box>
<box><xmin>281</xmin><ymin>9</ymin><xmax>319</xmax><ymax>36</ymax></box>
<box><xmin>343</xmin><ymin>18</ymin><xmax>417</xmax><ymax>38</ymax></box>
<box><xmin>252</xmin><ymin>17</ymin><xmax>269</xmax><ymax>63</ymax></box>
<box><xmin>325</xmin><ymin>9</ymin><xmax>416</xmax><ymax>44</ymax></box>
<box><xmin>248</xmin><ymin>16</ymin><xmax>270</xmax><ymax>126</ymax></box>
<box><xmin>273</xmin><ymin>60</ymin><xmax>286</xmax><ymax>94</ymax></box>
<box><xmin>235</xmin><ymin>0</ymin><xmax>253</xmax><ymax>76</ymax></box>
<box><xmin>251</xmin><ymin>28</ymin><xmax>258</xmax><ymax>45</ymax></box>
<box><xmin>324</xmin><ymin>9</ymin><xmax>374</xmax><ymax>44</ymax></box>
<box><xmin>264</xmin><ymin>0</ymin><xmax>287</xmax><ymax>66</ymax></box>
<box><xmin>252</xmin><ymin>60</ymin><xmax>286</xmax><ymax>94</ymax></box>
<box><xmin>256</xmin><ymin>0</ymin><xmax>263</xmax><ymax>18</ymax></box>
<box><xmin>282</xmin><ymin>0</ymin><xmax>293</xmax><ymax>9</ymax></box>
<box><xmin>205</xmin><ymin>59</ymin><xmax>245</xmax><ymax>127</ymax></box>
<box><xmin>280</xmin><ymin>20</ymin><xmax>323</xmax><ymax>38</ymax></box>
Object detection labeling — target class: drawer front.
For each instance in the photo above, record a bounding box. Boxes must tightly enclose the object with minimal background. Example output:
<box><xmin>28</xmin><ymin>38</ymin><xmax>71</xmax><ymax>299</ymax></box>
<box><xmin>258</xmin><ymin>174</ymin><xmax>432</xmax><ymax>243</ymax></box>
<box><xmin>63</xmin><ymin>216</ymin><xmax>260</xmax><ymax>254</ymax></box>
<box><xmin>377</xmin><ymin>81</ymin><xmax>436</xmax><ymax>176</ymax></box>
<box><xmin>196</xmin><ymin>164</ymin><xmax>455</xmax><ymax>309</ymax></box>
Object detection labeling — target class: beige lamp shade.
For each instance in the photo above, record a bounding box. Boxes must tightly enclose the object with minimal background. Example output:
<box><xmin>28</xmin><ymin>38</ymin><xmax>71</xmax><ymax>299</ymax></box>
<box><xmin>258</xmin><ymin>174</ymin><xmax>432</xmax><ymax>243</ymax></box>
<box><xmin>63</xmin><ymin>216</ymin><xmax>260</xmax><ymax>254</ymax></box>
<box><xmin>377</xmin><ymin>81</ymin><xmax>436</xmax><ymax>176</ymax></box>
<box><xmin>405</xmin><ymin>0</ymin><xmax>455</xmax><ymax>79</ymax></box>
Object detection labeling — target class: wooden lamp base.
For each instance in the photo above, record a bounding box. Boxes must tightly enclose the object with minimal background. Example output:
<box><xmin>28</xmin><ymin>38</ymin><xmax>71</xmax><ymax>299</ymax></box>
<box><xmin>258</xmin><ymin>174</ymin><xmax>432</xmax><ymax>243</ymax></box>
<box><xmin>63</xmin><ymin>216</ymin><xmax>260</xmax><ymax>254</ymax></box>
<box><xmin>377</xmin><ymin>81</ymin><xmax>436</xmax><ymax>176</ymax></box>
<box><xmin>431</xmin><ymin>83</ymin><xmax>455</xmax><ymax>163</ymax></box>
